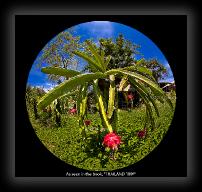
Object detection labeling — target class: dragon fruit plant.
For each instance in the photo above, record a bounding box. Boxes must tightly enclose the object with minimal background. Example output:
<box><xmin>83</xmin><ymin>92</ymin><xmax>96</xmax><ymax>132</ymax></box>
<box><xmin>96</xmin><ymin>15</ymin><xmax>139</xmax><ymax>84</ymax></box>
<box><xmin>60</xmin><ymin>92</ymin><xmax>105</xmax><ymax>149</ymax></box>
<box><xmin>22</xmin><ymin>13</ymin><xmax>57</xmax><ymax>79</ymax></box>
<box><xmin>37</xmin><ymin>40</ymin><xmax>173</xmax><ymax>152</ymax></box>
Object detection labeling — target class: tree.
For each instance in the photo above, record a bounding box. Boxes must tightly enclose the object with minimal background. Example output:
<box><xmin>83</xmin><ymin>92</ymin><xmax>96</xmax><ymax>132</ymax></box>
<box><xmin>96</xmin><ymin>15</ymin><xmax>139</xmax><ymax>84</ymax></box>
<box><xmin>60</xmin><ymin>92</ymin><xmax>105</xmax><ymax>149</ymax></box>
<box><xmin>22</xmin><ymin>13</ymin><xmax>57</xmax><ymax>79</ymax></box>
<box><xmin>35</xmin><ymin>31</ymin><xmax>82</xmax><ymax>83</ymax></box>
<box><xmin>100</xmin><ymin>34</ymin><xmax>140</xmax><ymax>70</ymax></box>
<box><xmin>96</xmin><ymin>34</ymin><xmax>140</xmax><ymax>70</ymax></box>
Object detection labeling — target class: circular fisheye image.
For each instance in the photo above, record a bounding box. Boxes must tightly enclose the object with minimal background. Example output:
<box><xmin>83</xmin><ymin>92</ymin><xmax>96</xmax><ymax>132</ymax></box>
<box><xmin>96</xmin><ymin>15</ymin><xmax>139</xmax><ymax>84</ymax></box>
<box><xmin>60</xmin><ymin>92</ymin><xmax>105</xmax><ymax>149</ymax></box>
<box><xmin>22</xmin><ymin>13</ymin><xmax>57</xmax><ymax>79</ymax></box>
<box><xmin>26</xmin><ymin>21</ymin><xmax>176</xmax><ymax>171</ymax></box>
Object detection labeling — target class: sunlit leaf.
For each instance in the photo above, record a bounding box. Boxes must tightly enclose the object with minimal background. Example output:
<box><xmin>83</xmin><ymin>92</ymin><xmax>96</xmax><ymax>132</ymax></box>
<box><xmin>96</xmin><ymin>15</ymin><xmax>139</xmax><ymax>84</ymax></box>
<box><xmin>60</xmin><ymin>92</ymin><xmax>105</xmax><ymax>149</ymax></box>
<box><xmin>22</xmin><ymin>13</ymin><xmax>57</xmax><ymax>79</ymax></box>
<box><xmin>73</xmin><ymin>50</ymin><xmax>104</xmax><ymax>72</ymax></box>
<box><xmin>107</xmin><ymin>75</ymin><xmax>115</xmax><ymax>119</ymax></box>
<box><xmin>93</xmin><ymin>80</ymin><xmax>113</xmax><ymax>133</ymax></box>
<box><xmin>118</xmin><ymin>75</ymin><xmax>128</xmax><ymax>91</ymax></box>
<box><xmin>41</xmin><ymin>67</ymin><xmax>81</xmax><ymax>77</ymax></box>
<box><xmin>86</xmin><ymin>41</ymin><xmax>104</xmax><ymax>70</ymax></box>
<box><xmin>129</xmin><ymin>78</ymin><xmax>160</xmax><ymax>117</ymax></box>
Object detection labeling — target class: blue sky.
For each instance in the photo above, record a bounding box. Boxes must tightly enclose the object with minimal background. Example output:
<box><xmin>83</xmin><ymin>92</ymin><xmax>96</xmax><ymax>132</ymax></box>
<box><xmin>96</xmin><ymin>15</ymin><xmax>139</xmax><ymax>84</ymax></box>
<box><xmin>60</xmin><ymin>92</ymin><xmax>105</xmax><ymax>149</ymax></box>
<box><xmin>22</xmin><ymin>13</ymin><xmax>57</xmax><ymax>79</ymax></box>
<box><xmin>27</xmin><ymin>21</ymin><xmax>174</xmax><ymax>91</ymax></box>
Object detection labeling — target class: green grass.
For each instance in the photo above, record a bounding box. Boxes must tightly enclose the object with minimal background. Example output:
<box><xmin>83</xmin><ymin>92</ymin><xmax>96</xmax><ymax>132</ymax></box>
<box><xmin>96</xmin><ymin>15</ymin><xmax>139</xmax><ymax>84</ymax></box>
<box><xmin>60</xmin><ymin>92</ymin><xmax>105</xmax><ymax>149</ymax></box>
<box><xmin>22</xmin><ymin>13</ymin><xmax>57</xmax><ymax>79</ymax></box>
<box><xmin>30</xmin><ymin>96</ymin><xmax>175</xmax><ymax>171</ymax></box>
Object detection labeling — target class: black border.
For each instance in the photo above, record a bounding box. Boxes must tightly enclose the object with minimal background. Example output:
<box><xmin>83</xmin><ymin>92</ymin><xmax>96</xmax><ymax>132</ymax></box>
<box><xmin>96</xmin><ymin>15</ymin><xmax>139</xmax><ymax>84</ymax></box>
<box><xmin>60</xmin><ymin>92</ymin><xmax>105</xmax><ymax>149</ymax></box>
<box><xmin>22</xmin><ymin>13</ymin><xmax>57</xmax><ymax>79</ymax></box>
<box><xmin>1</xmin><ymin>3</ymin><xmax>200</xmax><ymax>191</ymax></box>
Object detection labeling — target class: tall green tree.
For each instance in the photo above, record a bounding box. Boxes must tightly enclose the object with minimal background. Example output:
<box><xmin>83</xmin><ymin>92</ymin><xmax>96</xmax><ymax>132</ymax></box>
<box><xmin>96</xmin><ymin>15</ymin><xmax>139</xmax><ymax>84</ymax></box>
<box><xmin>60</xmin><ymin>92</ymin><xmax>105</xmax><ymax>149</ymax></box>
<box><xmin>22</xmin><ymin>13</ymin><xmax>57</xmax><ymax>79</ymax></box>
<box><xmin>96</xmin><ymin>34</ymin><xmax>140</xmax><ymax>70</ymax></box>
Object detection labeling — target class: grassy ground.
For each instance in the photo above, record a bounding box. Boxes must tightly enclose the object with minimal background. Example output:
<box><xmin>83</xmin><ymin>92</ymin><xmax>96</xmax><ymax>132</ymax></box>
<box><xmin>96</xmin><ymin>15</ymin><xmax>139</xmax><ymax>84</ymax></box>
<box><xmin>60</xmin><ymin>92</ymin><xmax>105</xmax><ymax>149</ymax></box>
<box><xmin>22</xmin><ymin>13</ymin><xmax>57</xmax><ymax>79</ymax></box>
<box><xmin>30</xmin><ymin>94</ymin><xmax>176</xmax><ymax>171</ymax></box>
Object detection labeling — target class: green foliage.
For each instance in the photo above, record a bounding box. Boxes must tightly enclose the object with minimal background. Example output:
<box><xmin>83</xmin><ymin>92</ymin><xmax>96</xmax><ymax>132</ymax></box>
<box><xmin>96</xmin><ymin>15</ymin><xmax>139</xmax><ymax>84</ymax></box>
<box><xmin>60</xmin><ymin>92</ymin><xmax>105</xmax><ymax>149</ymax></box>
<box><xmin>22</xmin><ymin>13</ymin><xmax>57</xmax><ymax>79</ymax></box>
<box><xmin>136</xmin><ymin>58</ymin><xmax>168</xmax><ymax>82</ymax></box>
<box><xmin>93</xmin><ymin>79</ymin><xmax>113</xmax><ymax>133</ymax></box>
<box><xmin>26</xmin><ymin>85</ymin><xmax>71</xmax><ymax>127</ymax></box>
<box><xmin>73</xmin><ymin>50</ymin><xmax>105</xmax><ymax>73</ymax></box>
<box><xmin>99</xmin><ymin>34</ymin><xmax>140</xmax><ymax>70</ymax></box>
<box><xmin>30</xmin><ymin>97</ymin><xmax>176</xmax><ymax>171</ymax></box>
<box><xmin>26</xmin><ymin>85</ymin><xmax>46</xmax><ymax>120</ymax></box>
<box><xmin>41</xmin><ymin>67</ymin><xmax>81</xmax><ymax>78</ymax></box>
<box><xmin>110</xmin><ymin>68</ymin><xmax>173</xmax><ymax>109</ymax></box>
<box><xmin>84</xmin><ymin>35</ymin><xmax>167</xmax><ymax>84</ymax></box>
<box><xmin>107</xmin><ymin>75</ymin><xmax>116</xmax><ymax>119</ymax></box>
<box><xmin>123</xmin><ymin>65</ymin><xmax>156</xmax><ymax>82</ymax></box>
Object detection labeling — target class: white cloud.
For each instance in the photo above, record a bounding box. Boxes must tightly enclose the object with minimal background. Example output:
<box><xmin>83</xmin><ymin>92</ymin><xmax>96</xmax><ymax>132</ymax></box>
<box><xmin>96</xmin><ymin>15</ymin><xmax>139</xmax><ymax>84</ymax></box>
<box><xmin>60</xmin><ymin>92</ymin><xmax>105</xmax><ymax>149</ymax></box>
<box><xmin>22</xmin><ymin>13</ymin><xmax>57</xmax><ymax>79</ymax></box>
<box><xmin>161</xmin><ymin>60</ymin><xmax>175</xmax><ymax>83</ymax></box>
<box><xmin>35</xmin><ymin>83</ymin><xmax>57</xmax><ymax>93</ymax></box>
<box><xmin>88</xmin><ymin>21</ymin><xmax>114</xmax><ymax>38</ymax></box>
<box><xmin>163</xmin><ymin>60</ymin><xmax>170</xmax><ymax>68</ymax></box>
<box><xmin>163</xmin><ymin>60</ymin><xmax>173</xmax><ymax>75</ymax></box>
<box><xmin>159</xmin><ymin>77</ymin><xmax>174</xmax><ymax>83</ymax></box>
